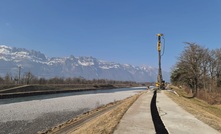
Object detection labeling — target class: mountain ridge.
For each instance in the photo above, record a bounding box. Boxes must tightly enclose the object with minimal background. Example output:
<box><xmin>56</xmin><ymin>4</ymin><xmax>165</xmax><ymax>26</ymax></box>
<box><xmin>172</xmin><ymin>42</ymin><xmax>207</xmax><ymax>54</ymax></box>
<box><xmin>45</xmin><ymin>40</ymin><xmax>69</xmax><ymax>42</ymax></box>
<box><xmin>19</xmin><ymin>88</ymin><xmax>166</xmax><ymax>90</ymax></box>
<box><xmin>0</xmin><ymin>45</ymin><xmax>170</xmax><ymax>82</ymax></box>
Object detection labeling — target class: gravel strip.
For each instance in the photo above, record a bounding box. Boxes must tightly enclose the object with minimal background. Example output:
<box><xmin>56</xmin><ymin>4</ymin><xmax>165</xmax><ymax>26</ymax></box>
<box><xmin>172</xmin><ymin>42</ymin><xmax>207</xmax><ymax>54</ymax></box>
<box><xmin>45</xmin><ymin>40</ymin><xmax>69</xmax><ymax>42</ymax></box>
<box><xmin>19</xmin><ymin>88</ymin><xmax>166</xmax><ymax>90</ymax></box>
<box><xmin>0</xmin><ymin>88</ymin><xmax>144</xmax><ymax>134</ymax></box>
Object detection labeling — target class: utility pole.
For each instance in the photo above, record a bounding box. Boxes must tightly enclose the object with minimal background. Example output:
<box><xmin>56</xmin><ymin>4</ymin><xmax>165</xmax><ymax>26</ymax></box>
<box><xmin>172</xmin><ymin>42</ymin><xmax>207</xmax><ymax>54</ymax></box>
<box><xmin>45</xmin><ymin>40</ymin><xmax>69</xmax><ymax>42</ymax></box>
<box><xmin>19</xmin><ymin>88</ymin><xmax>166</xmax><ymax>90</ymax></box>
<box><xmin>156</xmin><ymin>33</ymin><xmax>165</xmax><ymax>89</ymax></box>
<box><xmin>18</xmin><ymin>66</ymin><xmax>21</xmax><ymax>85</ymax></box>
<box><xmin>27</xmin><ymin>71</ymin><xmax>31</xmax><ymax>85</ymax></box>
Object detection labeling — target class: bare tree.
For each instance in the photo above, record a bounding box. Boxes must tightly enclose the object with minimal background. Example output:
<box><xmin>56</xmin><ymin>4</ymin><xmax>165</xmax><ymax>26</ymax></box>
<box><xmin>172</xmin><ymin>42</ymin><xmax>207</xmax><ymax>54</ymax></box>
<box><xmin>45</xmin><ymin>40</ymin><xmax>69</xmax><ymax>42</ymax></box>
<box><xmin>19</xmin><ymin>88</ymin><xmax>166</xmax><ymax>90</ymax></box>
<box><xmin>4</xmin><ymin>73</ymin><xmax>12</xmax><ymax>85</ymax></box>
<box><xmin>172</xmin><ymin>42</ymin><xmax>207</xmax><ymax>97</ymax></box>
<box><xmin>214</xmin><ymin>48</ymin><xmax>221</xmax><ymax>87</ymax></box>
<box><xmin>208</xmin><ymin>50</ymin><xmax>217</xmax><ymax>91</ymax></box>
<box><xmin>200</xmin><ymin>48</ymin><xmax>210</xmax><ymax>91</ymax></box>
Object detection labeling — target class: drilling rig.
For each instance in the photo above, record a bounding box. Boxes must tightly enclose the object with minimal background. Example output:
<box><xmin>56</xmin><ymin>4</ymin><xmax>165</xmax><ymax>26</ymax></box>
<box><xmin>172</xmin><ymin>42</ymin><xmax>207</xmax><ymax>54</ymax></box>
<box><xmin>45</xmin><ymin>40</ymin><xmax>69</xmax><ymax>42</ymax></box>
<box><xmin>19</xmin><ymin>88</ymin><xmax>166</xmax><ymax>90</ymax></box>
<box><xmin>156</xmin><ymin>33</ymin><xmax>165</xmax><ymax>89</ymax></box>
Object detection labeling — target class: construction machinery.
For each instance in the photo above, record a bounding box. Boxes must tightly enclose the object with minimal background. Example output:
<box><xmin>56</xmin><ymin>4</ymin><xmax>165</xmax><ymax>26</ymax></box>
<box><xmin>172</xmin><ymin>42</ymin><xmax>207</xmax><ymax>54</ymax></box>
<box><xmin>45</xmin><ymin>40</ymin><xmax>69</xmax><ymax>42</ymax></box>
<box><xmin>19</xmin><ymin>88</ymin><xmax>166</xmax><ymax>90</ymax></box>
<box><xmin>156</xmin><ymin>33</ymin><xmax>165</xmax><ymax>90</ymax></box>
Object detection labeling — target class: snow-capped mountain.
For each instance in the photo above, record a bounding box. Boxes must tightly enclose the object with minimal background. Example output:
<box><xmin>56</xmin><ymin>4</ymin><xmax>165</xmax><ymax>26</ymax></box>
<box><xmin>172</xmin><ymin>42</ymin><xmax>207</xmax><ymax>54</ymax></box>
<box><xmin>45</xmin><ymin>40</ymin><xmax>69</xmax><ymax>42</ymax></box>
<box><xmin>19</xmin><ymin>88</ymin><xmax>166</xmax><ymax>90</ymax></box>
<box><xmin>0</xmin><ymin>45</ymin><xmax>170</xmax><ymax>82</ymax></box>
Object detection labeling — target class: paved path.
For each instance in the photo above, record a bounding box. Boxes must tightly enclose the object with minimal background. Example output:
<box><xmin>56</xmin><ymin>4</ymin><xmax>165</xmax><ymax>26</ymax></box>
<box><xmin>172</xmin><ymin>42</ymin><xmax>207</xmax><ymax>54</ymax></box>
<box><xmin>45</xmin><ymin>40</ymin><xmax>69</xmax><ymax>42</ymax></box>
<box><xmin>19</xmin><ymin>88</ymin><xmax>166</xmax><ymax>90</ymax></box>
<box><xmin>114</xmin><ymin>90</ymin><xmax>220</xmax><ymax>134</ymax></box>
<box><xmin>114</xmin><ymin>91</ymin><xmax>155</xmax><ymax>134</ymax></box>
<box><xmin>157</xmin><ymin>91</ymin><xmax>220</xmax><ymax>134</ymax></box>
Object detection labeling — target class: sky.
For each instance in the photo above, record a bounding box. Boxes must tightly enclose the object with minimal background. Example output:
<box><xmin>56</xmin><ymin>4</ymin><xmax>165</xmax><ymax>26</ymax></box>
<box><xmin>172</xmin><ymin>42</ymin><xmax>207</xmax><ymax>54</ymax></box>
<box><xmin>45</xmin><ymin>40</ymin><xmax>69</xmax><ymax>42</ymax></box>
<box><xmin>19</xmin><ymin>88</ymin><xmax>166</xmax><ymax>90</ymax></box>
<box><xmin>0</xmin><ymin>0</ymin><xmax>221</xmax><ymax>72</ymax></box>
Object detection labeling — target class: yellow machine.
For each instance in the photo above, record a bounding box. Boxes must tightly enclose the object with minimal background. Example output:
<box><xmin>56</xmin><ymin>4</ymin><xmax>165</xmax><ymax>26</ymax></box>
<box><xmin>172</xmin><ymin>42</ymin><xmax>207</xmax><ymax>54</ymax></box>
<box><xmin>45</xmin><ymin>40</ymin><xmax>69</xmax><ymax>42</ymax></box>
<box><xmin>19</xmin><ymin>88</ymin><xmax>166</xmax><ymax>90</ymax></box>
<box><xmin>155</xmin><ymin>82</ymin><xmax>159</xmax><ymax>87</ymax></box>
<box><xmin>157</xmin><ymin>33</ymin><xmax>163</xmax><ymax>51</ymax></box>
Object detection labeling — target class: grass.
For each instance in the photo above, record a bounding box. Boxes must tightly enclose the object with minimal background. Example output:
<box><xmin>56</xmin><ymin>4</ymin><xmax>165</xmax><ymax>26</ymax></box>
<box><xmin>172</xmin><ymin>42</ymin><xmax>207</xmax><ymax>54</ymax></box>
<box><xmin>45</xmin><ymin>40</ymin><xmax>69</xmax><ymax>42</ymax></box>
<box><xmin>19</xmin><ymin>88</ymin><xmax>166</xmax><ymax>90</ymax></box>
<box><xmin>71</xmin><ymin>93</ymin><xmax>142</xmax><ymax>134</ymax></box>
<box><xmin>166</xmin><ymin>85</ymin><xmax>221</xmax><ymax>132</ymax></box>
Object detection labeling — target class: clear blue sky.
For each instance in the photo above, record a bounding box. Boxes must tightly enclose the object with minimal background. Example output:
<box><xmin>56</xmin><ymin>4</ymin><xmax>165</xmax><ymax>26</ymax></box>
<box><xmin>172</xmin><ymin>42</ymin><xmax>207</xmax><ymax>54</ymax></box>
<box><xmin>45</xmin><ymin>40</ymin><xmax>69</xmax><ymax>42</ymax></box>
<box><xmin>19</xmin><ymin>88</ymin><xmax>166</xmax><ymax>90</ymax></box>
<box><xmin>0</xmin><ymin>0</ymin><xmax>221</xmax><ymax>71</ymax></box>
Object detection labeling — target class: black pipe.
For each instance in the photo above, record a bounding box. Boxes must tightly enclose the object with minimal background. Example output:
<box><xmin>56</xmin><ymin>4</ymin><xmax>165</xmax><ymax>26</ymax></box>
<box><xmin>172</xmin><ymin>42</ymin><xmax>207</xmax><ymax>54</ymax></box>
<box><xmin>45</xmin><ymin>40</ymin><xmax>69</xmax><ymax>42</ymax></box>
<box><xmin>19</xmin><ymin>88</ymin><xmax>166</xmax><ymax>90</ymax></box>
<box><xmin>150</xmin><ymin>90</ymin><xmax>169</xmax><ymax>134</ymax></box>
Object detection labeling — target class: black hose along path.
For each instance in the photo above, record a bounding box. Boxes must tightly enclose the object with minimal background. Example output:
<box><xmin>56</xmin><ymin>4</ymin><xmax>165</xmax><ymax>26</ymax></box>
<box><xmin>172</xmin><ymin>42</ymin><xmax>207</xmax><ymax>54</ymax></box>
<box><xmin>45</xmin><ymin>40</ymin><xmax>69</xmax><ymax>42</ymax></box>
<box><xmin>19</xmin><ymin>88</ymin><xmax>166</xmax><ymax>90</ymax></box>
<box><xmin>150</xmin><ymin>90</ymin><xmax>169</xmax><ymax>134</ymax></box>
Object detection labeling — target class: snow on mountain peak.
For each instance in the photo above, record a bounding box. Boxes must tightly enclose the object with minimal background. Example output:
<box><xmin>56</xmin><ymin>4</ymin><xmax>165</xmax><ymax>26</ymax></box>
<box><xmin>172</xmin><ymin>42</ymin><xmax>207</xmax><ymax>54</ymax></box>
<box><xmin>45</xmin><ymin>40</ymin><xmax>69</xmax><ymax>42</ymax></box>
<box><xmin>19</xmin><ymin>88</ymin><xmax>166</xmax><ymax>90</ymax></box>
<box><xmin>0</xmin><ymin>45</ymin><xmax>12</xmax><ymax>54</ymax></box>
<box><xmin>0</xmin><ymin>45</ymin><xmax>47</xmax><ymax>63</ymax></box>
<box><xmin>77</xmin><ymin>56</ymin><xmax>95</xmax><ymax>66</ymax></box>
<box><xmin>0</xmin><ymin>45</ymin><xmax>170</xmax><ymax>82</ymax></box>
<box><xmin>140</xmin><ymin>65</ymin><xmax>156</xmax><ymax>71</ymax></box>
<box><xmin>0</xmin><ymin>45</ymin><xmax>12</xmax><ymax>49</ymax></box>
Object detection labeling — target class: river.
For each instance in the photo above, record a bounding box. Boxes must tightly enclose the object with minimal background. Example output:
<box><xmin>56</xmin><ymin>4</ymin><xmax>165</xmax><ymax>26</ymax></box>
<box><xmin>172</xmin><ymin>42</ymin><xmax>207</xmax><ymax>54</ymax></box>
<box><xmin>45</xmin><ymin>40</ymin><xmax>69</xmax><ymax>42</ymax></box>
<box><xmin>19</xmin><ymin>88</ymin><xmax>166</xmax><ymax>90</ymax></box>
<box><xmin>0</xmin><ymin>87</ymin><xmax>145</xmax><ymax>134</ymax></box>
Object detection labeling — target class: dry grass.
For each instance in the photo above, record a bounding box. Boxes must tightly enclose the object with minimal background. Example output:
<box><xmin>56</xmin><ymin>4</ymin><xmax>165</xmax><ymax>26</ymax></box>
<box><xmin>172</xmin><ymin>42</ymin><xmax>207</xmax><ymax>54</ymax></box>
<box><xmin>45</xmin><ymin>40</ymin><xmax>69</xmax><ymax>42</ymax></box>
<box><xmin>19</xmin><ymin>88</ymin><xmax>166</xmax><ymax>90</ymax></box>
<box><xmin>70</xmin><ymin>92</ymin><xmax>143</xmax><ymax>134</ymax></box>
<box><xmin>166</xmin><ymin>85</ymin><xmax>221</xmax><ymax>132</ymax></box>
<box><xmin>38</xmin><ymin>92</ymin><xmax>143</xmax><ymax>134</ymax></box>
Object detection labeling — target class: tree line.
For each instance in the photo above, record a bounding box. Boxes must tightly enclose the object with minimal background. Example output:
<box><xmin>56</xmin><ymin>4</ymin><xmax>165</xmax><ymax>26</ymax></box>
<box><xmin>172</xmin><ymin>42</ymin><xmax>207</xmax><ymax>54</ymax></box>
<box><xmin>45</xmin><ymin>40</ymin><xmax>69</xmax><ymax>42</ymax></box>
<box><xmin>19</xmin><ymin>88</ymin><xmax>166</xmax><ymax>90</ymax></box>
<box><xmin>0</xmin><ymin>72</ymin><xmax>138</xmax><ymax>86</ymax></box>
<box><xmin>171</xmin><ymin>42</ymin><xmax>221</xmax><ymax>97</ymax></box>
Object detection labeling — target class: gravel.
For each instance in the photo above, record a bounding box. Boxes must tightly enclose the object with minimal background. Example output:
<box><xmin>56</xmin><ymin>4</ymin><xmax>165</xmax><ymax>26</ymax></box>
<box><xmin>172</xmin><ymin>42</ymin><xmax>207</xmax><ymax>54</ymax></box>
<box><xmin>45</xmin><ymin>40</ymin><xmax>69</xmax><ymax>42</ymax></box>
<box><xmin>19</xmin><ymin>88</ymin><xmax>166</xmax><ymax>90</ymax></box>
<box><xmin>0</xmin><ymin>88</ymin><xmax>144</xmax><ymax>134</ymax></box>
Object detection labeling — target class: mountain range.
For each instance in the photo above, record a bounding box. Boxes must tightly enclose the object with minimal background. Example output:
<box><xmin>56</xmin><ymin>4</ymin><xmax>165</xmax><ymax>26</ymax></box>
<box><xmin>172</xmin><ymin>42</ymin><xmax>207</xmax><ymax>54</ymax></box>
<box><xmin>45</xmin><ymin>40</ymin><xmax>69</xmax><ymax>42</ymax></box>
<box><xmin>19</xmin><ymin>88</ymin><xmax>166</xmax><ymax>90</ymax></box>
<box><xmin>0</xmin><ymin>45</ymin><xmax>170</xmax><ymax>82</ymax></box>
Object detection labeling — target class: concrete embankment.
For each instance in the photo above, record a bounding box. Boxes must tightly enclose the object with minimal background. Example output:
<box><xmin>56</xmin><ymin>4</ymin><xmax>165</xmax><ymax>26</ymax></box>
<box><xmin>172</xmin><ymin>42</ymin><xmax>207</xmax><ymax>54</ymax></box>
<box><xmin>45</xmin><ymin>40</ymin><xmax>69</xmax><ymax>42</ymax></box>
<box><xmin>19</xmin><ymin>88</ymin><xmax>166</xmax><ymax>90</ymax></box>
<box><xmin>0</xmin><ymin>84</ymin><xmax>127</xmax><ymax>99</ymax></box>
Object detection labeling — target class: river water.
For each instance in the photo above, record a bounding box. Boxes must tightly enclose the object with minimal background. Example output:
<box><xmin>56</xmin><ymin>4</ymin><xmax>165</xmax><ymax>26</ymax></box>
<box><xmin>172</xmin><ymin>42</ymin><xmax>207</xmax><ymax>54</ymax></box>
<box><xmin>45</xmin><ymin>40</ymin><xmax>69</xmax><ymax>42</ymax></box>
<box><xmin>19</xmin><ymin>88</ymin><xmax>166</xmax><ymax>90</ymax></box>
<box><xmin>0</xmin><ymin>87</ymin><xmax>145</xmax><ymax>134</ymax></box>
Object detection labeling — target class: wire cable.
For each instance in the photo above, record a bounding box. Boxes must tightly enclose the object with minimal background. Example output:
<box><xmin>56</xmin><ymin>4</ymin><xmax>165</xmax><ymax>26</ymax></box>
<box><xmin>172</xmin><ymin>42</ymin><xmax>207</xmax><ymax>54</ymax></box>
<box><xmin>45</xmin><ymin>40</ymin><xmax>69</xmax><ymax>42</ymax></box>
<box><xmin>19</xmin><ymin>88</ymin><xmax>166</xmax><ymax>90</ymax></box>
<box><xmin>161</xmin><ymin>35</ymin><xmax>166</xmax><ymax>56</ymax></box>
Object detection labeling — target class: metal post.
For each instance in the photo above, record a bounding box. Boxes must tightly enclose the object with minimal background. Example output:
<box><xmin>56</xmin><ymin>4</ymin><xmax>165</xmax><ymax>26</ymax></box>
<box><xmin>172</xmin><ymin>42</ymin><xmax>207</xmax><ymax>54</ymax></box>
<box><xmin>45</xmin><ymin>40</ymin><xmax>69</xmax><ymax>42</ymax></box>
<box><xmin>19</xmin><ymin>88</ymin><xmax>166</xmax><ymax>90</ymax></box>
<box><xmin>157</xmin><ymin>34</ymin><xmax>164</xmax><ymax>89</ymax></box>
<box><xmin>18</xmin><ymin>66</ymin><xmax>21</xmax><ymax>85</ymax></box>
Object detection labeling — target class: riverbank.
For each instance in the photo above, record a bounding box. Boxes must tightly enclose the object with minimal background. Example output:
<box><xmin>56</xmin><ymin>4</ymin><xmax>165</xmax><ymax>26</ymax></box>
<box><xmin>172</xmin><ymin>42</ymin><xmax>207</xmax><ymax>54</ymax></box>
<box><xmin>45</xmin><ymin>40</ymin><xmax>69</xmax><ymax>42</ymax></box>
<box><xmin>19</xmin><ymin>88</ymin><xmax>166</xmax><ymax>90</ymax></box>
<box><xmin>0</xmin><ymin>84</ymin><xmax>131</xmax><ymax>99</ymax></box>
<box><xmin>39</xmin><ymin>92</ymin><xmax>143</xmax><ymax>134</ymax></box>
<box><xmin>0</xmin><ymin>87</ymin><xmax>145</xmax><ymax>134</ymax></box>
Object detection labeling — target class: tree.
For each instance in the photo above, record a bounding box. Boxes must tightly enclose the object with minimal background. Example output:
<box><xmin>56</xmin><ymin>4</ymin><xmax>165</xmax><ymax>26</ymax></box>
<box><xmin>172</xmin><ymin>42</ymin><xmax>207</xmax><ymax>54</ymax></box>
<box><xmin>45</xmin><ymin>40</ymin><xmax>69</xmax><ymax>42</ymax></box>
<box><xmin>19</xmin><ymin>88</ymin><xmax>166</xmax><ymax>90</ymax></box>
<box><xmin>171</xmin><ymin>42</ymin><xmax>207</xmax><ymax>97</ymax></box>
<box><xmin>39</xmin><ymin>78</ymin><xmax>47</xmax><ymax>84</ymax></box>
<box><xmin>213</xmin><ymin>48</ymin><xmax>221</xmax><ymax>87</ymax></box>
<box><xmin>23</xmin><ymin>72</ymin><xmax>37</xmax><ymax>84</ymax></box>
<box><xmin>4</xmin><ymin>73</ymin><xmax>12</xmax><ymax>84</ymax></box>
<box><xmin>0</xmin><ymin>76</ymin><xmax>4</xmax><ymax>84</ymax></box>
